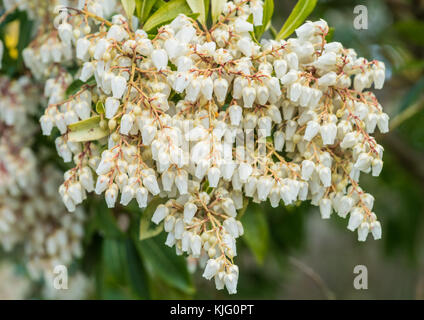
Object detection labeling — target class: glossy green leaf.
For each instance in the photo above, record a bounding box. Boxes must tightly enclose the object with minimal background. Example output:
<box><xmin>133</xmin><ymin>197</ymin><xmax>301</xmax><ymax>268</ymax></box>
<box><xmin>101</xmin><ymin>238</ymin><xmax>149</xmax><ymax>299</ymax></box>
<box><xmin>276</xmin><ymin>0</ymin><xmax>317</xmax><ymax>40</ymax></box>
<box><xmin>133</xmin><ymin>233</ymin><xmax>194</xmax><ymax>294</ymax></box>
<box><xmin>122</xmin><ymin>0</ymin><xmax>136</xmax><ymax>20</ymax></box>
<box><xmin>139</xmin><ymin>196</ymin><xmax>166</xmax><ymax>240</ymax></box>
<box><xmin>68</xmin><ymin>115</ymin><xmax>100</xmax><ymax>131</ymax></box>
<box><xmin>254</xmin><ymin>0</ymin><xmax>274</xmax><ymax>39</ymax></box>
<box><xmin>241</xmin><ymin>203</ymin><xmax>270</xmax><ymax>264</ymax></box>
<box><xmin>136</xmin><ymin>0</ymin><xmax>158</xmax><ymax>23</ymax></box>
<box><xmin>152</xmin><ymin>0</ymin><xmax>166</xmax><ymax>11</ymax></box>
<box><xmin>186</xmin><ymin>0</ymin><xmax>206</xmax><ymax>24</ymax></box>
<box><xmin>143</xmin><ymin>0</ymin><xmax>192</xmax><ymax>32</ymax></box>
<box><xmin>125</xmin><ymin>239</ymin><xmax>150</xmax><ymax>299</ymax></box>
<box><xmin>68</xmin><ymin>116</ymin><xmax>109</xmax><ymax>142</ymax></box>
<box><xmin>211</xmin><ymin>0</ymin><xmax>226</xmax><ymax>23</ymax></box>
<box><xmin>102</xmin><ymin>238</ymin><xmax>128</xmax><ymax>286</ymax></box>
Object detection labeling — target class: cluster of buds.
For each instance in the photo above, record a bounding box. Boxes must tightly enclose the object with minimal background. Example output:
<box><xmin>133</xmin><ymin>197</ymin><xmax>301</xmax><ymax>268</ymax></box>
<box><xmin>36</xmin><ymin>0</ymin><xmax>389</xmax><ymax>294</ymax></box>
<box><xmin>0</xmin><ymin>76</ymin><xmax>85</xmax><ymax>281</ymax></box>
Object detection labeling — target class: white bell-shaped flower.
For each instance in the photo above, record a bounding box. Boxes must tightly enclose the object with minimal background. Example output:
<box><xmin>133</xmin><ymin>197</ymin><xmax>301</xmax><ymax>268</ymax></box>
<box><xmin>120</xmin><ymin>113</ymin><xmax>134</xmax><ymax>135</ymax></box>
<box><xmin>304</xmin><ymin>121</ymin><xmax>320</xmax><ymax>141</ymax></box>
<box><xmin>358</xmin><ymin>222</ymin><xmax>370</xmax><ymax>241</ymax></box>
<box><xmin>203</xmin><ymin>259</ymin><xmax>220</xmax><ymax>280</ymax></box>
<box><xmin>319</xmin><ymin>198</ymin><xmax>332</xmax><ymax>219</ymax></box>
<box><xmin>105</xmin><ymin>97</ymin><xmax>120</xmax><ymax>119</ymax></box>
<box><xmin>111</xmin><ymin>75</ymin><xmax>127</xmax><ymax>99</ymax></box>
<box><xmin>213</xmin><ymin>78</ymin><xmax>228</xmax><ymax>103</ymax></box>
<box><xmin>242</xmin><ymin>86</ymin><xmax>256</xmax><ymax>108</ymax></box>
<box><xmin>76</xmin><ymin>38</ymin><xmax>91</xmax><ymax>61</ymax></box>
<box><xmin>151</xmin><ymin>49</ymin><xmax>168</xmax><ymax>70</ymax></box>
<box><xmin>152</xmin><ymin>204</ymin><xmax>169</xmax><ymax>224</ymax></box>
<box><xmin>184</xmin><ymin>202</ymin><xmax>197</xmax><ymax>223</ymax></box>
<box><xmin>234</xmin><ymin>18</ymin><xmax>253</xmax><ymax>33</ymax></box>
<box><xmin>105</xmin><ymin>184</ymin><xmax>118</xmax><ymax>208</ymax></box>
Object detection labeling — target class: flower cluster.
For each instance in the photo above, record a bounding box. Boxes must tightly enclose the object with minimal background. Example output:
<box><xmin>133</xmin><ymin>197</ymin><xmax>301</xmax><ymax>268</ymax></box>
<box><xmin>0</xmin><ymin>75</ymin><xmax>85</xmax><ymax>281</ymax></box>
<box><xmin>36</xmin><ymin>0</ymin><xmax>389</xmax><ymax>294</ymax></box>
<box><xmin>19</xmin><ymin>0</ymin><xmax>117</xmax><ymax>81</ymax></box>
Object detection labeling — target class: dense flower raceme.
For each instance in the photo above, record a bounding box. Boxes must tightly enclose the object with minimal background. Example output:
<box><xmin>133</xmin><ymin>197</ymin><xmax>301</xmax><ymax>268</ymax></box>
<box><xmin>16</xmin><ymin>0</ymin><xmax>118</xmax><ymax>81</ymax></box>
<box><xmin>0</xmin><ymin>76</ymin><xmax>85</xmax><ymax>281</ymax></box>
<box><xmin>35</xmin><ymin>1</ymin><xmax>389</xmax><ymax>294</ymax></box>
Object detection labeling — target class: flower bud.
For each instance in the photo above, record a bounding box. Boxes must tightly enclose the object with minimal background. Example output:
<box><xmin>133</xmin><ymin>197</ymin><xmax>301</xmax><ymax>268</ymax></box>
<box><xmin>152</xmin><ymin>204</ymin><xmax>169</xmax><ymax>224</ymax></box>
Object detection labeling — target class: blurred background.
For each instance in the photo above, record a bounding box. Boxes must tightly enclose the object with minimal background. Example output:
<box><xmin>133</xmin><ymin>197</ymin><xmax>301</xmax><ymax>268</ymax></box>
<box><xmin>1</xmin><ymin>0</ymin><xmax>424</xmax><ymax>299</ymax></box>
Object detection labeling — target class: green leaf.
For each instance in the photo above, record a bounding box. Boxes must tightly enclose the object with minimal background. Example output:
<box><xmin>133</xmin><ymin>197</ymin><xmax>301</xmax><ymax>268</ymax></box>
<box><xmin>276</xmin><ymin>0</ymin><xmax>317</xmax><ymax>40</ymax></box>
<box><xmin>211</xmin><ymin>0</ymin><xmax>226</xmax><ymax>24</ymax></box>
<box><xmin>254</xmin><ymin>0</ymin><xmax>274</xmax><ymax>39</ymax></box>
<box><xmin>136</xmin><ymin>0</ymin><xmax>158</xmax><ymax>24</ymax></box>
<box><xmin>397</xmin><ymin>76</ymin><xmax>424</xmax><ymax>113</ymax></box>
<box><xmin>68</xmin><ymin>126</ymin><xmax>108</xmax><ymax>143</ymax></box>
<box><xmin>237</xmin><ymin>197</ymin><xmax>249</xmax><ymax>220</ymax></box>
<box><xmin>247</xmin><ymin>14</ymin><xmax>260</xmax><ymax>45</ymax></box>
<box><xmin>395</xmin><ymin>20</ymin><xmax>424</xmax><ymax>46</ymax></box>
<box><xmin>139</xmin><ymin>196</ymin><xmax>166</xmax><ymax>240</ymax></box>
<box><xmin>143</xmin><ymin>0</ymin><xmax>192</xmax><ymax>32</ymax></box>
<box><xmin>16</xmin><ymin>13</ymin><xmax>33</xmax><ymax>73</ymax></box>
<box><xmin>94</xmin><ymin>201</ymin><xmax>123</xmax><ymax>238</ymax></box>
<box><xmin>66</xmin><ymin>80</ymin><xmax>85</xmax><ymax>97</ymax></box>
<box><xmin>68</xmin><ymin>115</ymin><xmax>100</xmax><ymax>131</ymax></box>
<box><xmin>325</xmin><ymin>26</ymin><xmax>335</xmax><ymax>42</ymax></box>
<box><xmin>152</xmin><ymin>0</ymin><xmax>166</xmax><ymax>11</ymax></box>
<box><xmin>65</xmin><ymin>77</ymin><xmax>95</xmax><ymax>97</ymax></box>
<box><xmin>101</xmin><ymin>238</ymin><xmax>150</xmax><ymax>299</ymax></box>
<box><xmin>102</xmin><ymin>238</ymin><xmax>128</xmax><ymax>285</ymax></box>
<box><xmin>267</xmin><ymin>202</ymin><xmax>307</xmax><ymax>250</ymax></box>
<box><xmin>125</xmin><ymin>239</ymin><xmax>150</xmax><ymax>299</ymax></box>
<box><xmin>68</xmin><ymin>116</ymin><xmax>109</xmax><ymax>142</ymax></box>
<box><xmin>204</xmin><ymin>0</ymin><xmax>210</xmax><ymax>23</ymax></box>
<box><xmin>133</xmin><ymin>233</ymin><xmax>194</xmax><ymax>294</ymax></box>
<box><xmin>241</xmin><ymin>203</ymin><xmax>270</xmax><ymax>264</ymax></box>
<box><xmin>389</xmin><ymin>77</ymin><xmax>424</xmax><ymax>129</ymax></box>
<box><xmin>186</xmin><ymin>0</ymin><xmax>206</xmax><ymax>24</ymax></box>
<box><xmin>122</xmin><ymin>0</ymin><xmax>136</xmax><ymax>20</ymax></box>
